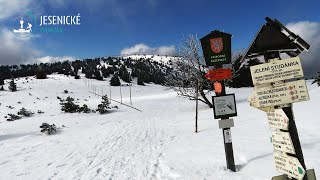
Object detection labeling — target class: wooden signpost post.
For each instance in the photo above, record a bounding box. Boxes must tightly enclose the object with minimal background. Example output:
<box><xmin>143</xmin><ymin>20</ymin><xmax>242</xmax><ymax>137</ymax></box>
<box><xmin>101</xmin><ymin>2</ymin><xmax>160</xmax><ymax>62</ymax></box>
<box><xmin>243</xmin><ymin>17</ymin><xmax>316</xmax><ymax>180</ymax></box>
<box><xmin>271</xmin><ymin>131</ymin><xmax>295</xmax><ymax>154</ymax></box>
<box><xmin>249</xmin><ymin>54</ymin><xmax>316</xmax><ymax>180</ymax></box>
<box><xmin>267</xmin><ymin>109</ymin><xmax>289</xmax><ymax>130</ymax></box>
<box><xmin>274</xmin><ymin>153</ymin><xmax>306</xmax><ymax>180</ymax></box>
<box><xmin>201</xmin><ymin>30</ymin><xmax>237</xmax><ymax>172</ymax></box>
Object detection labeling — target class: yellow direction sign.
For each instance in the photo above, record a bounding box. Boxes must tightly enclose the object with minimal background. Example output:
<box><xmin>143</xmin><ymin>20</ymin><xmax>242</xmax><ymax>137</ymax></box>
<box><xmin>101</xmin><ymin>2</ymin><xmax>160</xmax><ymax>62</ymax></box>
<box><xmin>253</xmin><ymin>80</ymin><xmax>309</xmax><ymax>108</ymax></box>
<box><xmin>267</xmin><ymin>109</ymin><xmax>289</xmax><ymax>130</ymax></box>
<box><xmin>250</xmin><ymin>57</ymin><xmax>304</xmax><ymax>85</ymax></box>
<box><xmin>274</xmin><ymin>153</ymin><xmax>306</xmax><ymax>180</ymax></box>
<box><xmin>248</xmin><ymin>91</ymin><xmax>273</xmax><ymax>112</ymax></box>
<box><xmin>271</xmin><ymin>131</ymin><xmax>295</xmax><ymax>154</ymax></box>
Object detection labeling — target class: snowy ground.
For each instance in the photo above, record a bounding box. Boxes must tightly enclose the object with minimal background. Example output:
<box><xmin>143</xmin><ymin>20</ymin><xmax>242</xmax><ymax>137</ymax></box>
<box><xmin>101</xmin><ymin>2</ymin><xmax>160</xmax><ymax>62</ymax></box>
<box><xmin>0</xmin><ymin>74</ymin><xmax>319</xmax><ymax>180</ymax></box>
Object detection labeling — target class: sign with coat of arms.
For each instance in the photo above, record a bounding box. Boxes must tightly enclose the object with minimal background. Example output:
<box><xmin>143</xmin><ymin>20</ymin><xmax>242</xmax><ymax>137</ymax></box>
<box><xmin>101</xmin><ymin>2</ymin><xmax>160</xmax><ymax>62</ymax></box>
<box><xmin>200</xmin><ymin>30</ymin><xmax>232</xmax><ymax>66</ymax></box>
<box><xmin>210</xmin><ymin>38</ymin><xmax>223</xmax><ymax>53</ymax></box>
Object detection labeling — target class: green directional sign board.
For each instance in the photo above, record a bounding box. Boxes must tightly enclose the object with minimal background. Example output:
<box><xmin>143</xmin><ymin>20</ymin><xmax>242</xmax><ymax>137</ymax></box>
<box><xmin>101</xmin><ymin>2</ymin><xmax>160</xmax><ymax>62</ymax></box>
<box><xmin>200</xmin><ymin>30</ymin><xmax>232</xmax><ymax>66</ymax></box>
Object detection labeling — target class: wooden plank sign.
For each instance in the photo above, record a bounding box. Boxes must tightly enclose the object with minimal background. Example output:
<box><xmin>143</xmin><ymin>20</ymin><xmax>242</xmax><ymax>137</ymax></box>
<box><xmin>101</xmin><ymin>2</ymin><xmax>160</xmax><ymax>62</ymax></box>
<box><xmin>205</xmin><ymin>68</ymin><xmax>232</xmax><ymax>81</ymax></box>
<box><xmin>267</xmin><ymin>109</ymin><xmax>289</xmax><ymax>130</ymax></box>
<box><xmin>250</xmin><ymin>57</ymin><xmax>304</xmax><ymax>85</ymax></box>
<box><xmin>252</xmin><ymin>80</ymin><xmax>309</xmax><ymax>108</ymax></box>
<box><xmin>271</xmin><ymin>131</ymin><xmax>295</xmax><ymax>154</ymax></box>
<box><xmin>248</xmin><ymin>91</ymin><xmax>274</xmax><ymax>112</ymax></box>
<box><xmin>274</xmin><ymin>153</ymin><xmax>306</xmax><ymax>180</ymax></box>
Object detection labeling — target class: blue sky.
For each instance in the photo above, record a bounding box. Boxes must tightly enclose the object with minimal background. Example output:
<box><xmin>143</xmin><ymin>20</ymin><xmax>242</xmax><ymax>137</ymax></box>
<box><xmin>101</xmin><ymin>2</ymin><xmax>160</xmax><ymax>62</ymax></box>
<box><xmin>0</xmin><ymin>0</ymin><xmax>320</xmax><ymax>72</ymax></box>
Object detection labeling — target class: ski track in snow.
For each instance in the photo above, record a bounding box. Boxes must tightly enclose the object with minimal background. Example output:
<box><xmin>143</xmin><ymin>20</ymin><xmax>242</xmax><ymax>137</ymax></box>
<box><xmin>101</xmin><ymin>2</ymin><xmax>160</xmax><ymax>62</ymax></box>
<box><xmin>0</xmin><ymin>76</ymin><xmax>179</xmax><ymax>179</ymax></box>
<box><xmin>0</xmin><ymin>75</ymin><xmax>319</xmax><ymax>180</ymax></box>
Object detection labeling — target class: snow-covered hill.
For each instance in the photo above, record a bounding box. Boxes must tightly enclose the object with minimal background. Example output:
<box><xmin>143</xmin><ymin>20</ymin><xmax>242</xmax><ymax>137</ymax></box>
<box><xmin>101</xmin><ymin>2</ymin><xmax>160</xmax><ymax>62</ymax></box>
<box><xmin>0</xmin><ymin>75</ymin><xmax>319</xmax><ymax>179</ymax></box>
<box><xmin>122</xmin><ymin>54</ymin><xmax>178</xmax><ymax>65</ymax></box>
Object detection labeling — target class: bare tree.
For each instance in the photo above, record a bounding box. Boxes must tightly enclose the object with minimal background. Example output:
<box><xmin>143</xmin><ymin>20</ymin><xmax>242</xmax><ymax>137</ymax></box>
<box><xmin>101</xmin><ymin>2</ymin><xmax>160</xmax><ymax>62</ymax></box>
<box><xmin>166</xmin><ymin>34</ymin><xmax>213</xmax><ymax>108</ymax></box>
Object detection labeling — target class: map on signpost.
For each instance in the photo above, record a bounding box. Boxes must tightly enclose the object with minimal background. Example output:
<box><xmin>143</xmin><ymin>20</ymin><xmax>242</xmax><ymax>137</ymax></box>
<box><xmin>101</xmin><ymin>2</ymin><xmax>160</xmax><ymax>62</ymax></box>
<box><xmin>274</xmin><ymin>153</ymin><xmax>305</xmax><ymax>180</ymax></box>
<box><xmin>252</xmin><ymin>80</ymin><xmax>309</xmax><ymax>108</ymax></box>
<box><xmin>212</xmin><ymin>94</ymin><xmax>237</xmax><ymax>119</ymax></box>
<box><xmin>267</xmin><ymin>109</ymin><xmax>289</xmax><ymax>130</ymax></box>
<box><xmin>271</xmin><ymin>131</ymin><xmax>295</xmax><ymax>154</ymax></box>
<box><xmin>250</xmin><ymin>57</ymin><xmax>304</xmax><ymax>85</ymax></box>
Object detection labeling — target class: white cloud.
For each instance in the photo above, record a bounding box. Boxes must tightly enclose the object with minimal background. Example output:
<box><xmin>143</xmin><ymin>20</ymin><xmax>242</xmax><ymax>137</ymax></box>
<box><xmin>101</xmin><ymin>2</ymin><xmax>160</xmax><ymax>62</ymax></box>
<box><xmin>0</xmin><ymin>28</ymin><xmax>40</xmax><ymax>65</ymax></box>
<box><xmin>0</xmin><ymin>0</ymin><xmax>32</xmax><ymax>20</ymax></box>
<box><xmin>32</xmin><ymin>56</ymin><xmax>76</xmax><ymax>64</ymax></box>
<box><xmin>121</xmin><ymin>43</ymin><xmax>176</xmax><ymax>56</ymax></box>
<box><xmin>286</xmin><ymin>21</ymin><xmax>320</xmax><ymax>77</ymax></box>
<box><xmin>0</xmin><ymin>28</ymin><xmax>74</xmax><ymax>65</ymax></box>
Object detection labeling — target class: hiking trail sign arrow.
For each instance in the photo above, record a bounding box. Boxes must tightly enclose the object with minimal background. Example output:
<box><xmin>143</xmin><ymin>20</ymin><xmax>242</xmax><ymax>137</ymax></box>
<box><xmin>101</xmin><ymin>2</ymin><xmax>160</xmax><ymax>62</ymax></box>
<box><xmin>267</xmin><ymin>109</ymin><xmax>289</xmax><ymax>130</ymax></box>
<box><xmin>271</xmin><ymin>131</ymin><xmax>295</xmax><ymax>154</ymax></box>
<box><xmin>248</xmin><ymin>91</ymin><xmax>273</xmax><ymax>112</ymax></box>
<box><xmin>274</xmin><ymin>153</ymin><xmax>306</xmax><ymax>180</ymax></box>
<box><xmin>205</xmin><ymin>68</ymin><xmax>232</xmax><ymax>81</ymax></box>
<box><xmin>251</xmin><ymin>79</ymin><xmax>309</xmax><ymax>108</ymax></box>
<box><xmin>250</xmin><ymin>57</ymin><xmax>304</xmax><ymax>86</ymax></box>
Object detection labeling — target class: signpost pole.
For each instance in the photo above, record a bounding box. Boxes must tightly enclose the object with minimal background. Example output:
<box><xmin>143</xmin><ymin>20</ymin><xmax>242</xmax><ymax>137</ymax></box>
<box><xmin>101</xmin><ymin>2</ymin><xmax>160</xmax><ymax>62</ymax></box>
<box><xmin>264</xmin><ymin>51</ymin><xmax>307</xmax><ymax>180</ymax></box>
<box><xmin>195</xmin><ymin>78</ymin><xmax>199</xmax><ymax>133</ymax></box>
<box><xmin>216</xmin><ymin>65</ymin><xmax>236</xmax><ymax>172</ymax></box>
<box><xmin>201</xmin><ymin>30</ymin><xmax>237</xmax><ymax>173</ymax></box>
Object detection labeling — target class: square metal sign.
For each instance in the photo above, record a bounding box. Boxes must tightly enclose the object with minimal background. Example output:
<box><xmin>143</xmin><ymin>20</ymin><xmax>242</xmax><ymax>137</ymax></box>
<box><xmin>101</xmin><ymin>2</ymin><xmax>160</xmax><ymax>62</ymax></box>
<box><xmin>200</xmin><ymin>30</ymin><xmax>232</xmax><ymax>66</ymax></box>
<box><xmin>212</xmin><ymin>94</ymin><xmax>237</xmax><ymax>119</ymax></box>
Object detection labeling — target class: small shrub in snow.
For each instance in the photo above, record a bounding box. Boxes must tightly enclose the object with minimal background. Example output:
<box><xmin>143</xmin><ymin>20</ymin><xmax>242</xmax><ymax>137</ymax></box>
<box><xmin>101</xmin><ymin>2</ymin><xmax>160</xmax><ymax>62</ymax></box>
<box><xmin>64</xmin><ymin>89</ymin><xmax>69</xmax><ymax>94</ymax></box>
<box><xmin>96</xmin><ymin>95</ymin><xmax>111</xmax><ymax>114</ymax></box>
<box><xmin>78</xmin><ymin>104</ymin><xmax>91</xmax><ymax>113</ymax></box>
<box><xmin>7</xmin><ymin>105</ymin><xmax>14</xmax><ymax>109</ymax></box>
<box><xmin>6</xmin><ymin>114</ymin><xmax>21</xmax><ymax>121</ymax></box>
<box><xmin>40</xmin><ymin>123</ymin><xmax>57</xmax><ymax>135</ymax></box>
<box><xmin>17</xmin><ymin>107</ymin><xmax>34</xmax><ymax>117</ymax></box>
<box><xmin>37</xmin><ymin>110</ymin><xmax>44</xmax><ymax>114</ymax></box>
<box><xmin>60</xmin><ymin>96</ymin><xmax>80</xmax><ymax>113</ymax></box>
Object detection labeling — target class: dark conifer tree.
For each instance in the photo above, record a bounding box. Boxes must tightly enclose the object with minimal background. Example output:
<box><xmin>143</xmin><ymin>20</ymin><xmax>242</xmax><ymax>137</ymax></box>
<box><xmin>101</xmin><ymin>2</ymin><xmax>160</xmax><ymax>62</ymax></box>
<box><xmin>94</xmin><ymin>69</ymin><xmax>103</xmax><ymax>81</ymax></box>
<box><xmin>0</xmin><ymin>74</ymin><xmax>5</xmax><ymax>85</ymax></box>
<box><xmin>36</xmin><ymin>68</ymin><xmax>47</xmax><ymax>79</ymax></box>
<box><xmin>312</xmin><ymin>72</ymin><xmax>320</xmax><ymax>86</ymax></box>
<box><xmin>101</xmin><ymin>66</ymin><xmax>110</xmax><ymax>78</ymax></box>
<box><xmin>110</xmin><ymin>74</ymin><xmax>121</xmax><ymax>86</ymax></box>
<box><xmin>137</xmin><ymin>74</ymin><xmax>145</xmax><ymax>86</ymax></box>
<box><xmin>119</xmin><ymin>65</ymin><xmax>131</xmax><ymax>83</ymax></box>
<box><xmin>9</xmin><ymin>79</ymin><xmax>17</xmax><ymax>92</ymax></box>
<box><xmin>85</xmin><ymin>67</ymin><xmax>93</xmax><ymax>79</ymax></box>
